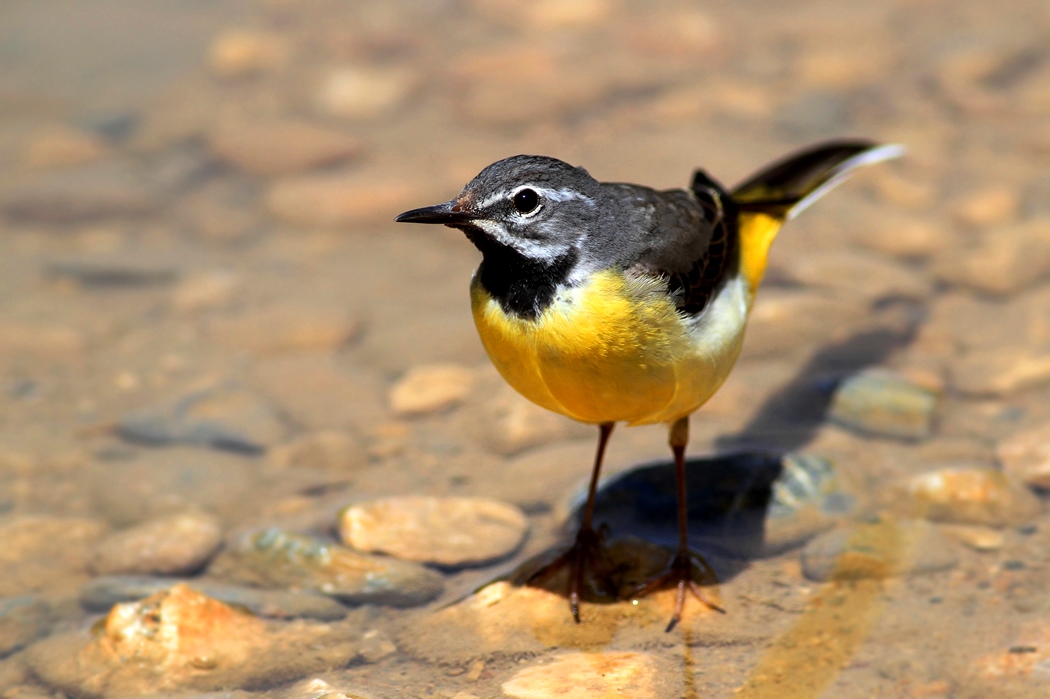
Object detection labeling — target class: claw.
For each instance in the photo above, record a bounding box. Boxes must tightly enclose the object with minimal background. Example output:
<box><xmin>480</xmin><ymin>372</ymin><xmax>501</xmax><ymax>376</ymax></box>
<box><xmin>526</xmin><ymin>525</ymin><xmax>617</xmax><ymax>622</ymax></box>
<box><xmin>632</xmin><ymin>549</ymin><xmax>724</xmax><ymax>631</ymax></box>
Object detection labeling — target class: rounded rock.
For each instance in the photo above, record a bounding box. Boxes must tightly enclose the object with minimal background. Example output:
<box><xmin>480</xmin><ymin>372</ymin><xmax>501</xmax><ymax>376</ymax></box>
<box><xmin>90</xmin><ymin>511</ymin><xmax>223</xmax><ymax>576</ymax></box>
<box><xmin>338</xmin><ymin>496</ymin><xmax>528</xmax><ymax>568</ymax></box>
<box><xmin>313</xmin><ymin>66</ymin><xmax>418</xmax><ymax>120</ymax></box>
<box><xmin>208</xmin><ymin>30</ymin><xmax>290</xmax><ymax>79</ymax></box>
<box><xmin>801</xmin><ymin>518</ymin><xmax>958</xmax><ymax>582</ymax></box>
<box><xmin>998</xmin><ymin>422</ymin><xmax>1050</xmax><ymax>490</ymax></box>
<box><xmin>502</xmin><ymin>652</ymin><xmax>665</xmax><ymax>699</ymax></box>
<box><xmin>210</xmin><ymin>120</ymin><xmax>361</xmax><ymax>177</ymax></box>
<box><xmin>904</xmin><ymin>467</ymin><xmax>1042</xmax><ymax>527</ymax></box>
<box><xmin>389</xmin><ymin>364</ymin><xmax>475</xmax><ymax>416</ymax></box>
<box><xmin>828</xmin><ymin>370</ymin><xmax>939</xmax><ymax>440</ymax></box>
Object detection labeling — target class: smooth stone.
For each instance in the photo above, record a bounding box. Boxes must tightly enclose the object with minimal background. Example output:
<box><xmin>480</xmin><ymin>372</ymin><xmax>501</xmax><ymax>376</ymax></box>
<box><xmin>951</xmin><ymin>185</ymin><xmax>1020</xmax><ymax>228</ymax></box>
<box><xmin>80</xmin><ymin>576</ymin><xmax>348</xmax><ymax>621</ymax></box>
<box><xmin>997</xmin><ymin>422</ymin><xmax>1050</xmax><ymax>490</ymax></box>
<box><xmin>45</xmin><ymin>255</ymin><xmax>178</xmax><ymax>288</ymax></box>
<box><xmin>170</xmin><ymin>271</ymin><xmax>240</xmax><ymax>313</ymax></box>
<box><xmin>502</xmin><ymin>652</ymin><xmax>666</xmax><ymax>699</ymax></box>
<box><xmin>0</xmin><ymin>323</ymin><xmax>85</xmax><ymax>358</ymax></box>
<box><xmin>208</xmin><ymin>30</ymin><xmax>290</xmax><ymax>78</ymax></box>
<box><xmin>904</xmin><ymin>467</ymin><xmax>1042</xmax><ymax>527</ymax></box>
<box><xmin>209</xmin><ymin>304</ymin><xmax>361</xmax><ymax>354</ymax></box>
<box><xmin>266</xmin><ymin>174</ymin><xmax>416</xmax><ymax>228</ymax></box>
<box><xmin>210</xmin><ymin>120</ymin><xmax>361</xmax><ymax>177</ymax></box>
<box><xmin>765</xmin><ymin>453</ymin><xmax>853</xmax><ymax>555</ymax></box>
<box><xmin>939</xmin><ymin>524</ymin><xmax>1005</xmax><ymax>552</ymax></box>
<box><xmin>117</xmin><ymin>384</ymin><xmax>287</xmax><ymax>454</ymax></box>
<box><xmin>313</xmin><ymin>66</ymin><xmax>418</xmax><ymax>119</ymax></box>
<box><xmin>0</xmin><ymin>163</ymin><xmax>157</xmax><ymax>223</ymax></box>
<box><xmin>210</xmin><ymin>528</ymin><xmax>444</xmax><ymax>607</ymax></box>
<box><xmin>801</xmin><ymin>518</ymin><xmax>958</xmax><ymax>582</ymax></box>
<box><xmin>23</xmin><ymin>125</ymin><xmax>108</xmax><ymax>169</ymax></box>
<box><xmin>827</xmin><ymin>370</ymin><xmax>939</xmax><ymax>440</ymax></box>
<box><xmin>268</xmin><ymin>430</ymin><xmax>368</xmax><ymax>473</ymax></box>
<box><xmin>90</xmin><ymin>511</ymin><xmax>223</xmax><ymax>576</ymax></box>
<box><xmin>27</xmin><ymin>585</ymin><xmax>356</xmax><ymax>698</ymax></box>
<box><xmin>0</xmin><ymin>596</ymin><xmax>53</xmax><ymax>658</ymax></box>
<box><xmin>388</xmin><ymin>364</ymin><xmax>475</xmax><ymax>416</ymax></box>
<box><xmin>0</xmin><ymin>516</ymin><xmax>109</xmax><ymax>596</ymax></box>
<box><xmin>338</xmin><ymin>496</ymin><xmax>528</xmax><ymax>568</ymax></box>
<box><xmin>932</xmin><ymin>219</ymin><xmax>1050</xmax><ymax>295</ymax></box>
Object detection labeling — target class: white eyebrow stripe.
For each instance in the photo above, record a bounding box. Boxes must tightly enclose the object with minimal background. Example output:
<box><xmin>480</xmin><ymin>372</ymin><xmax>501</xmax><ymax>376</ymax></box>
<box><xmin>474</xmin><ymin>186</ymin><xmax>596</xmax><ymax>211</ymax></box>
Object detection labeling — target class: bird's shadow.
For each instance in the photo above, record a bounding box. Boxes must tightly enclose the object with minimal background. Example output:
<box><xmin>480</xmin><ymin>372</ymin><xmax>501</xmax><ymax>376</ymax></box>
<box><xmin>508</xmin><ymin>297</ymin><xmax>926</xmax><ymax>601</ymax></box>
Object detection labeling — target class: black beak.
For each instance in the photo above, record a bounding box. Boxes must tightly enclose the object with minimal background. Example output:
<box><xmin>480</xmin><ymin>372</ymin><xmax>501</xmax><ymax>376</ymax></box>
<box><xmin>395</xmin><ymin>200</ymin><xmax>474</xmax><ymax>225</ymax></box>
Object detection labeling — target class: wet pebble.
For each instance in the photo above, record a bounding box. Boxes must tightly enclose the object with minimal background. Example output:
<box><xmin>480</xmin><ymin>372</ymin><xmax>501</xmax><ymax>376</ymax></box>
<box><xmin>81</xmin><ymin>576</ymin><xmax>348</xmax><ymax>621</ymax></box>
<box><xmin>765</xmin><ymin>453</ymin><xmax>854</xmax><ymax>555</ymax></box>
<box><xmin>904</xmin><ymin>467</ymin><xmax>1042</xmax><ymax>527</ymax></box>
<box><xmin>210</xmin><ymin>528</ymin><xmax>444</xmax><ymax>607</ymax></box>
<box><xmin>932</xmin><ymin>219</ymin><xmax>1050</xmax><ymax>296</ymax></box>
<box><xmin>0</xmin><ymin>163</ymin><xmax>157</xmax><ymax>223</ymax></box>
<box><xmin>210</xmin><ymin>120</ymin><xmax>361</xmax><ymax>177</ymax></box>
<box><xmin>208</xmin><ymin>30</ymin><xmax>290</xmax><ymax>78</ymax></box>
<box><xmin>997</xmin><ymin>422</ymin><xmax>1050</xmax><ymax>490</ymax></box>
<box><xmin>209</xmin><ymin>304</ymin><xmax>361</xmax><ymax>354</ymax></box>
<box><xmin>951</xmin><ymin>185</ymin><xmax>1020</xmax><ymax>228</ymax></box>
<box><xmin>23</xmin><ymin>125</ymin><xmax>108</xmax><ymax>169</ymax></box>
<box><xmin>268</xmin><ymin>430</ymin><xmax>368</xmax><ymax>473</ymax></box>
<box><xmin>502</xmin><ymin>651</ymin><xmax>668</xmax><ymax>699</ymax></box>
<box><xmin>170</xmin><ymin>270</ymin><xmax>240</xmax><ymax>313</ymax></box>
<box><xmin>0</xmin><ymin>596</ymin><xmax>53</xmax><ymax>658</ymax></box>
<box><xmin>90</xmin><ymin>511</ymin><xmax>223</xmax><ymax>576</ymax></box>
<box><xmin>337</xmin><ymin>496</ymin><xmax>528</xmax><ymax>568</ymax></box>
<box><xmin>27</xmin><ymin>584</ymin><xmax>356</xmax><ymax>698</ymax></box>
<box><xmin>266</xmin><ymin>174</ymin><xmax>415</xmax><ymax>228</ymax></box>
<box><xmin>827</xmin><ymin>369</ymin><xmax>939</xmax><ymax>440</ymax></box>
<box><xmin>45</xmin><ymin>254</ymin><xmax>178</xmax><ymax>289</ymax></box>
<box><xmin>388</xmin><ymin>363</ymin><xmax>474</xmax><ymax>416</ymax></box>
<box><xmin>0</xmin><ymin>515</ymin><xmax>109</xmax><ymax>596</ymax></box>
<box><xmin>117</xmin><ymin>384</ymin><xmax>287</xmax><ymax>454</ymax></box>
<box><xmin>801</xmin><ymin>518</ymin><xmax>958</xmax><ymax>582</ymax></box>
<box><xmin>0</xmin><ymin>323</ymin><xmax>85</xmax><ymax>358</ymax></box>
<box><xmin>313</xmin><ymin>66</ymin><xmax>418</xmax><ymax>120</ymax></box>
<box><xmin>939</xmin><ymin>524</ymin><xmax>1005</xmax><ymax>552</ymax></box>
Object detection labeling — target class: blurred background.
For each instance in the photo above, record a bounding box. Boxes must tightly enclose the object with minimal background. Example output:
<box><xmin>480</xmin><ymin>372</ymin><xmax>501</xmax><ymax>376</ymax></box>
<box><xmin>1</xmin><ymin>0</ymin><xmax>1050</xmax><ymax>697</ymax></box>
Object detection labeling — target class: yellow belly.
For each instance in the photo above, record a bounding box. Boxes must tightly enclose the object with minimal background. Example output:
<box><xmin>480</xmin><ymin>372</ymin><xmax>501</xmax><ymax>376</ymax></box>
<box><xmin>470</xmin><ymin>268</ymin><xmax>748</xmax><ymax>426</ymax></box>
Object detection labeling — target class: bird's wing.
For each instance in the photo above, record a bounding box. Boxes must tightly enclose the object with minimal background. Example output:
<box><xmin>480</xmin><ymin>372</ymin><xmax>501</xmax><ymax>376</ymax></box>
<box><xmin>613</xmin><ymin>173</ymin><xmax>738</xmax><ymax>316</ymax></box>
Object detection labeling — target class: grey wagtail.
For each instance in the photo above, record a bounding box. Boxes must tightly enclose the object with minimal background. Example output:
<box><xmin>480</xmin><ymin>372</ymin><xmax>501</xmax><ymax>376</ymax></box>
<box><xmin>396</xmin><ymin>140</ymin><xmax>902</xmax><ymax>629</ymax></box>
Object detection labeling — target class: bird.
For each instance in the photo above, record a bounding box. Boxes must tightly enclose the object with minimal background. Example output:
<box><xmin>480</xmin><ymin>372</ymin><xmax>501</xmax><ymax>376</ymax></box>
<box><xmin>395</xmin><ymin>140</ymin><xmax>902</xmax><ymax>630</ymax></box>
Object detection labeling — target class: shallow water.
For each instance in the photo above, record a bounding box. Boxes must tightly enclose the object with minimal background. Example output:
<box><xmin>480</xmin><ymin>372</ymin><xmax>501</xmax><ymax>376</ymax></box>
<box><xmin>2</xmin><ymin>0</ymin><xmax>1050</xmax><ymax>697</ymax></box>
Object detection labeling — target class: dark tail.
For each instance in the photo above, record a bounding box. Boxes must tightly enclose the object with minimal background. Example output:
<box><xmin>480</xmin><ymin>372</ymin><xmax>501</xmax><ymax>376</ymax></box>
<box><xmin>730</xmin><ymin>140</ymin><xmax>903</xmax><ymax>220</ymax></box>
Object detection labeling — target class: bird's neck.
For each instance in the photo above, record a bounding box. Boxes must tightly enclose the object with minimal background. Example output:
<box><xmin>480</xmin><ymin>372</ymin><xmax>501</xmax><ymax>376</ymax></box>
<box><xmin>467</xmin><ymin>231</ymin><xmax>577</xmax><ymax>321</ymax></box>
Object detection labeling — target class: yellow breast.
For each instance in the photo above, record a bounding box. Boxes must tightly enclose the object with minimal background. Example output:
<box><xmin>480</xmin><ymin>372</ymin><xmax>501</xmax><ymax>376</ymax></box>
<box><xmin>470</xmin><ymin>267</ymin><xmax>750</xmax><ymax>426</ymax></box>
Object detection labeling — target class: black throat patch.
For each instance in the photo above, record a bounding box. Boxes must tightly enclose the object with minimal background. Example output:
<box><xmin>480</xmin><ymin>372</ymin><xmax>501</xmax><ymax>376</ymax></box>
<box><xmin>465</xmin><ymin>229</ymin><xmax>577</xmax><ymax>320</ymax></box>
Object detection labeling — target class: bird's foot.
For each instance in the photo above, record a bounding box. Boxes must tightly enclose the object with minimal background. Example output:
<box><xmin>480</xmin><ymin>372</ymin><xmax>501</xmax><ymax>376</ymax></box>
<box><xmin>631</xmin><ymin>548</ymin><xmax>725</xmax><ymax>632</ymax></box>
<box><xmin>526</xmin><ymin>524</ymin><xmax>617</xmax><ymax>623</ymax></box>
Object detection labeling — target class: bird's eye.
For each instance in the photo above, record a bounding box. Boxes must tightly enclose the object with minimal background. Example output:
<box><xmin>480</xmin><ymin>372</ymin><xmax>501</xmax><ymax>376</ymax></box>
<box><xmin>512</xmin><ymin>188</ymin><xmax>539</xmax><ymax>214</ymax></box>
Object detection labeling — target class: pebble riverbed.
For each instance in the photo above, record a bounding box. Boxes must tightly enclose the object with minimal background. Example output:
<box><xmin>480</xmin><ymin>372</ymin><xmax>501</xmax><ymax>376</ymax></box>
<box><xmin>1</xmin><ymin>0</ymin><xmax>1050</xmax><ymax>697</ymax></box>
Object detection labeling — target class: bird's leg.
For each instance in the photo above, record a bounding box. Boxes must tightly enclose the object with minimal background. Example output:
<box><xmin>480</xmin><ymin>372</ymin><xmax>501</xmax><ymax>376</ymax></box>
<box><xmin>526</xmin><ymin>421</ymin><xmax>616</xmax><ymax>622</ymax></box>
<box><xmin>633</xmin><ymin>416</ymin><xmax>725</xmax><ymax>631</ymax></box>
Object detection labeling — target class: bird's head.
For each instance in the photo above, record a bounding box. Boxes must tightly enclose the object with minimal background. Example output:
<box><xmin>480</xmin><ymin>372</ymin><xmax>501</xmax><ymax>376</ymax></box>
<box><xmin>395</xmin><ymin>155</ymin><xmax>602</xmax><ymax>263</ymax></box>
